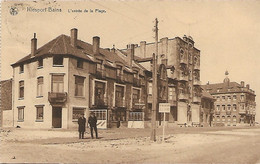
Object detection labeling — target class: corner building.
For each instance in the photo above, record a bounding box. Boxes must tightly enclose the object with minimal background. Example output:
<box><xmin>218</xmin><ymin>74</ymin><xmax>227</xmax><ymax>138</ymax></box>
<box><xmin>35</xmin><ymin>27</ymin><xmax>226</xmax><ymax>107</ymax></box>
<box><xmin>202</xmin><ymin>72</ymin><xmax>256</xmax><ymax>126</ymax></box>
<box><xmin>133</xmin><ymin>35</ymin><xmax>202</xmax><ymax>126</ymax></box>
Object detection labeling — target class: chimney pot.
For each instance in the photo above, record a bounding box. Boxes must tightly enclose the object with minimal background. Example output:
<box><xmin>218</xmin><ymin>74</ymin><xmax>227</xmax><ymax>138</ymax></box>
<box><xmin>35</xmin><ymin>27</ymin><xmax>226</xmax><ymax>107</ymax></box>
<box><xmin>241</xmin><ymin>81</ymin><xmax>245</xmax><ymax>87</ymax></box>
<box><xmin>246</xmin><ymin>84</ymin><xmax>250</xmax><ymax>89</ymax></box>
<box><xmin>93</xmin><ymin>36</ymin><xmax>100</xmax><ymax>55</ymax></box>
<box><xmin>31</xmin><ymin>33</ymin><xmax>37</xmax><ymax>57</ymax></box>
<box><xmin>70</xmin><ymin>28</ymin><xmax>78</xmax><ymax>47</ymax></box>
<box><xmin>140</xmin><ymin>41</ymin><xmax>146</xmax><ymax>58</ymax></box>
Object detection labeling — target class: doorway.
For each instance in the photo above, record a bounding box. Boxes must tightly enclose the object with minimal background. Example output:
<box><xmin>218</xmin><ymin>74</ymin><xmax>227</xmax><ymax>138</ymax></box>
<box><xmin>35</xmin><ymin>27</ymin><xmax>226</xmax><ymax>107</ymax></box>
<box><xmin>52</xmin><ymin>107</ymin><xmax>62</xmax><ymax>128</ymax></box>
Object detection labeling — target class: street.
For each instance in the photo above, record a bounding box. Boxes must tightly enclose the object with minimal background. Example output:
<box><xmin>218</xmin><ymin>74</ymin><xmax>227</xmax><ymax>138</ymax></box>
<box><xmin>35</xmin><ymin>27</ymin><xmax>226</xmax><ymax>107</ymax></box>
<box><xmin>1</xmin><ymin>126</ymin><xmax>260</xmax><ymax>163</ymax></box>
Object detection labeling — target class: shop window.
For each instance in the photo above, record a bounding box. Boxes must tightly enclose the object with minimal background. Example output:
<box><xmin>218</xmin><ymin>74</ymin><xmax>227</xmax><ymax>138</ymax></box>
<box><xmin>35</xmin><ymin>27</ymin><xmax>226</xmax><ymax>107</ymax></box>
<box><xmin>72</xmin><ymin>108</ymin><xmax>85</xmax><ymax>120</ymax></box>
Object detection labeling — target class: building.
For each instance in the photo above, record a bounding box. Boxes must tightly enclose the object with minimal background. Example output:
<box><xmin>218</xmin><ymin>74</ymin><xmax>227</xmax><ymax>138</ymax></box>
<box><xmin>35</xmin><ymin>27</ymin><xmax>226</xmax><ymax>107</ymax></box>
<box><xmin>11</xmin><ymin>29</ymin><xmax>151</xmax><ymax>129</ymax></box>
<box><xmin>200</xmin><ymin>89</ymin><xmax>215</xmax><ymax>127</ymax></box>
<box><xmin>133</xmin><ymin>35</ymin><xmax>202</xmax><ymax>126</ymax></box>
<box><xmin>202</xmin><ymin>71</ymin><xmax>256</xmax><ymax>126</ymax></box>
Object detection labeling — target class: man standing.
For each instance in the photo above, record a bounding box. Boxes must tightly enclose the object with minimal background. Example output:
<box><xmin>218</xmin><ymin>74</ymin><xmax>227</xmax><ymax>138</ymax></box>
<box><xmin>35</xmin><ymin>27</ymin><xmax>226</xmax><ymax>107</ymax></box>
<box><xmin>78</xmin><ymin>113</ymin><xmax>86</xmax><ymax>139</ymax></box>
<box><xmin>88</xmin><ymin>112</ymin><xmax>98</xmax><ymax>139</ymax></box>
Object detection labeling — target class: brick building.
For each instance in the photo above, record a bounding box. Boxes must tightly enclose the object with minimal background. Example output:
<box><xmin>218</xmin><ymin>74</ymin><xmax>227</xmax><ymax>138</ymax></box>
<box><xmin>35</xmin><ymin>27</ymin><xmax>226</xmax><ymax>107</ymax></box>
<box><xmin>202</xmin><ymin>71</ymin><xmax>256</xmax><ymax>126</ymax></box>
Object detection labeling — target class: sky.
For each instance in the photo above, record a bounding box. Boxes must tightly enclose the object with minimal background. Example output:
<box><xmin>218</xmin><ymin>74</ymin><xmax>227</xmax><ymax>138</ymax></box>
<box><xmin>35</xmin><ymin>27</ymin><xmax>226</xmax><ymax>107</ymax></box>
<box><xmin>1</xmin><ymin>0</ymin><xmax>260</xmax><ymax>122</ymax></box>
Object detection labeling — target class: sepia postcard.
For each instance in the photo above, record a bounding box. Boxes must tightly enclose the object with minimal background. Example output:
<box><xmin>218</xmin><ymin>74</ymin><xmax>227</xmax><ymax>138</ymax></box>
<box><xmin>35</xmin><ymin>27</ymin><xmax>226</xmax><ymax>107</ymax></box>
<box><xmin>1</xmin><ymin>0</ymin><xmax>260</xmax><ymax>163</ymax></box>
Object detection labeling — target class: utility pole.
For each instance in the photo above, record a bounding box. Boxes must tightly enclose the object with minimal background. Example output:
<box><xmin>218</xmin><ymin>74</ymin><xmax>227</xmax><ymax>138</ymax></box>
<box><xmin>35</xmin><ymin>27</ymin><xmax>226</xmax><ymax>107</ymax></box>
<box><xmin>151</xmin><ymin>18</ymin><xmax>159</xmax><ymax>141</ymax></box>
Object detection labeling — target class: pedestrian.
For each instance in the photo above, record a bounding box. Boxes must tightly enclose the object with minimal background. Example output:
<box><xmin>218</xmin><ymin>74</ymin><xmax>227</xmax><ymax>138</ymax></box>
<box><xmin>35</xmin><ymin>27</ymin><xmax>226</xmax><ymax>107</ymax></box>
<box><xmin>78</xmin><ymin>113</ymin><xmax>86</xmax><ymax>139</ymax></box>
<box><xmin>88</xmin><ymin>112</ymin><xmax>98</xmax><ymax>139</ymax></box>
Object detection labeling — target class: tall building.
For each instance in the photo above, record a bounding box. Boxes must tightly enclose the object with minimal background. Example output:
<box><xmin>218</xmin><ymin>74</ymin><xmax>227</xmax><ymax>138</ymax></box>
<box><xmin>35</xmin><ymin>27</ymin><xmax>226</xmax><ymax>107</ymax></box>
<box><xmin>202</xmin><ymin>71</ymin><xmax>256</xmax><ymax>126</ymax></box>
<box><xmin>133</xmin><ymin>35</ymin><xmax>202</xmax><ymax>126</ymax></box>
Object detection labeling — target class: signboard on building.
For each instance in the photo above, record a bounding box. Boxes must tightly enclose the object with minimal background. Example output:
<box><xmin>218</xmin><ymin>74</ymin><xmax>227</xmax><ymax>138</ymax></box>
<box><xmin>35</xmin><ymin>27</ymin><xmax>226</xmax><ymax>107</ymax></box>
<box><xmin>159</xmin><ymin>103</ymin><xmax>170</xmax><ymax>113</ymax></box>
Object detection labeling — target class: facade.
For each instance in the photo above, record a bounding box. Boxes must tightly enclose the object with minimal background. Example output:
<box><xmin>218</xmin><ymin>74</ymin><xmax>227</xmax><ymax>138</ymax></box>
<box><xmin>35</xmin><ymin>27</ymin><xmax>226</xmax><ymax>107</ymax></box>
<box><xmin>202</xmin><ymin>72</ymin><xmax>256</xmax><ymax>126</ymax></box>
<box><xmin>10</xmin><ymin>29</ymin><xmax>206</xmax><ymax>129</ymax></box>
<box><xmin>133</xmin><ymin>35</ymin><xmax>202</xmax><ymax>126</ymax></box>
<box><xmin>200</xmin><ymin>89</ymin><xmax>215</xmax><ymax>127</ymax></box>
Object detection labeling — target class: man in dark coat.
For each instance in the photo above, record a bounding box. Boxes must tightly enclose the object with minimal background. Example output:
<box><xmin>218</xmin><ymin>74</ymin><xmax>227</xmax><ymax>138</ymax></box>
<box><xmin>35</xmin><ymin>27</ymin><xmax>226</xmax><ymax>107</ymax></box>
<box><xmin>78</xmin><ymin>114</ymin><xmax>86</xmax><ymax>139</ymax></box>
<box><xmin>88</xmin><ymin>112</ymin><xmax>98</xmax><ymax>139</ymax></box>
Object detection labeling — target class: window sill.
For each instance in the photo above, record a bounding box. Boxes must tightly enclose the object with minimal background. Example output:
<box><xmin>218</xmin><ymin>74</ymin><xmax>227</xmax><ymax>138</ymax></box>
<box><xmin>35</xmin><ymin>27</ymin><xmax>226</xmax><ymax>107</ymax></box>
<box><xmin>35</xmin><ymin>120</ymin><xmax>44</xmax><ymax>122</ymax></box>
<box><xmin>17</xmin><ymin>120</ymin><xmax>24</xmax><ymax>122</ymax></box>
<box><xmin>37</xmin><ymin>66</ymin><xmax>43</xmax><ymax>69</ymax></box>
<box><xmin>53</xmin><ymin>65</ymin><xmax>64</xmax><ymax>67</ymax></box>
<box><xmin>75</xmin><ymin>96</ymin><xmax>85</xmax><ymax>99</ymax></box>
<box><xmin>18</xmin><ymin>98</ymin><xmax>24</xmax><ymax>100</ymax></box>
<box><xmin>36</xmin><ymin>96</ymin><xmax>43</xmax><ymax>98</ymax></box>
<box><xmin>19</xmin><ymin>71</ymin><xmax>24</xmax><ymax>74</ymax></box>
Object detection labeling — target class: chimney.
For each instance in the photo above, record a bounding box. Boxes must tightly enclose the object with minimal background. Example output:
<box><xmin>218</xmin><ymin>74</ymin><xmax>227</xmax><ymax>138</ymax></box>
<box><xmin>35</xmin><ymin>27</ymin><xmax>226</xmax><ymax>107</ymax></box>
<box><xmin>110</xmin><ymin>44</ymin><xmax>115</xmax><ymax>53</ymax></box>
<box><xmin>93</xmin><ymin>36</ymin><xmax>100</xmax><ymax>55</ymax></box>
<box><xmin>140</xmin><ymin>41</ymin><xmax>146</xmax><ymax>58</ymax></box>
<box><xmin>241</xmin><ymin>81</ymin><xmax>245</xmax><ymax>87</ymax></box>
<box><xmin>126</xmin><ymin>44</ymin><xmax>135</xmax><ymax>66</ymax></box>
<box><xmin>31</xmin><ymin>33</ymin><xmax>37</xmax><ymax>57</ymax></box>
<box><xmin>246</xmin><ymin>84</ymin><xmax>250</xmax><ymax>89</ymax></box>
<box><xmin>70</xmin><ymin>28</ymin><xmax>78</xmax><ymax>47</ymax></box>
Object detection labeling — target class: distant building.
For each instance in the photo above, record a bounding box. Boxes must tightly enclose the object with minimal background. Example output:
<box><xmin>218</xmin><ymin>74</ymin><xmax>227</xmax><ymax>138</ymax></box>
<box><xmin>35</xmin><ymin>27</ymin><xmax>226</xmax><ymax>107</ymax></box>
<box><xmin>201</xmin><ymin>71</ymin><xmax>256</xmax><ymax>126</ymax></box>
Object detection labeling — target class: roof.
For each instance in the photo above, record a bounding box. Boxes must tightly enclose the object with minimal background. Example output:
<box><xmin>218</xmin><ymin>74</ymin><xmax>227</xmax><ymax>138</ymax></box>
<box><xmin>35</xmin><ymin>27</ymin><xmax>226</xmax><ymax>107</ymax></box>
<box><xmin>12</xmin><ymin>34</ymin><xmax>128</xmax><ymax>67</ymax></box>
<box><xmin>201</xmin><ymin>89</ymin><xmax>214</xmax><ymax>100</ymax></box>
<box><xmin>201</xmin><ymin>82</ymin><xmax>255</xmax><ymax>95</ymax></box>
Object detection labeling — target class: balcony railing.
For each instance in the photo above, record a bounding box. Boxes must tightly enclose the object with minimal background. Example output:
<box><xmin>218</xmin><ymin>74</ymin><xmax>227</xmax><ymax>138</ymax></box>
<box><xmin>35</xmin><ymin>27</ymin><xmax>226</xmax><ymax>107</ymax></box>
<box><xmin>133</xmin><ymin>78</ymin><xmax>141</xmax><ymax>87</ymax></box>
<box><xmin>48</xmin><ymin>92</ymin><xmax>67</xmax><ymax>103</ymax></box>
<box><xmin>94</xmin><ymin>96</ymin><xmax>108</xmax><ymax>108</ymax></box>
<box><xmin>180</xmin><ymin>57</ymin><xmax>188</xmax><ymax>64</ymax></box>
<box><xmin>226</xmin><ymin>110</ymin><xmax>231</xmax><ymax>115</ymax></box>
<box><xmin>179</xmin><ymin>75</ymin><xmax>188</xmax><ymax>81</ymax></box>
<box><xmin>194</xmin><ymin>64</ymin><xmax>200</xmax><ymax>70</ymax></box>
<box><xmin>179</xmin><ymin>93</ymin><xmax>189</xmax><ymax>100</ymax></box>
<box><xmin>115</xmin><ymin>98</ymin><xmax>125</xmax><ymax>107</ymax></box>
<box><xmin>193</xmin><ymin>79</ymin><xmax>201</xmax><ymax>86</ymax></box>
<box><xmin>193</xmin><ymin>96</ymin><xmax>201</xmax><ymax>103</ymax></box>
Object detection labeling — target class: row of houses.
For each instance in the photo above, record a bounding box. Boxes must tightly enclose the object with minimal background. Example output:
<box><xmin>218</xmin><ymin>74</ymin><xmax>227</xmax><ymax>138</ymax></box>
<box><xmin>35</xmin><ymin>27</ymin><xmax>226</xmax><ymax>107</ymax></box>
<box><xmin>0</xmin><ymin>28</ymin><xmax>256</xmax><ymax>129</ymax></box>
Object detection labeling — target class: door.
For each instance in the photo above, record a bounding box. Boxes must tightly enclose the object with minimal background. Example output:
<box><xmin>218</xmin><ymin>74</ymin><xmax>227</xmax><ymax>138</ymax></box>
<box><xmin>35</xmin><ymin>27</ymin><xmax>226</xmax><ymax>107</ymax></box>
<box><xmin>52</xmin><ymin>107</ymin><xmax>62</xmax><ymax>128</ymax></box>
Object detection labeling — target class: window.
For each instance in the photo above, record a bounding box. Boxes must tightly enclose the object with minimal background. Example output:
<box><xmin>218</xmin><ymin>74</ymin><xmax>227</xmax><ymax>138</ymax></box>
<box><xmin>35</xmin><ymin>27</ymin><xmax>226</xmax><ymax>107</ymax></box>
<box><xmin>217</xmin><ymin>116</ymin><xmax>220</xmax><ymax>122</ymax></box>
<box><xmin>51</xmin><ymin>75</ymin><xmax>64</xmax><ymax>92</ymax></box>
<box><xmin>95</xmin><ymin>81</ymin><xmax>106</xmax><ymax>106</ymax></box>
<box><xmin>240</xmin><ymin>95</ymin><xmax>245</xmax><ymax>101</ymax></box>
<box><xmin>148</xmin><ymin>82</ymin><xmax>152</xmax><ymax>95</ymax></box>
<box><xmin>19</xmin><ymin>81</ymin><xmax>24</xmax><ymax>99</ymax></box>
<box><xmin>233</xmin><ymin>95</ymin><xmax>236</xmax><ymax>100</ymax></box>
<box><xmin>72</xmin><ymin>108</ymin><xmax>85</xmax><ymax>120</ymax></box>
<box><xmin>96</xmin><ymin>59</ymin><xmax>103</xmax><ymax>71</ymax></box>
<box><xmin>36</xmin><ymin>106</ymin><xmax>44</xmax><ymax>120</ymax></box>
<box><xmin>241</xmin><ymin>104</ymin><xmax>245</xmax><ymax>110</ymax></box>
<box><xmin>77</xmin><ymin>59</ymin><xmax>83</xmax><ymax>68</ymax></box>
<box><xmin>75</xmin><ymin>76</ymin><xmax>85</xmax><ymax>97</ymax></box>
<box><xmin>222</xmin><ymin>116</ymin><xmax>225</xmax><ymax>122</ymax></box>
<box><xmin>222</xmin><ymin>96</ymin><xmax>225</xmax><ymax>100</ymax></box>
<box><xmin>233</xmin><ymin>104</ymin><xmax>237</xmax><ymax>111</ymax></box>
<box><xmin>216</xmin><ymin>105</ymin><xmax>220</xmax><ymax>111</ymax></box>
<box><xmin>132</xmin><ymin>89</ymin><xmax>140</xmax><ymax>103</ymax></box>
<box><xmin>18</xmin><ymin>107</ymin><xmax>24</xmax><ymax>121</ymax></box>
<box><xmin>169</xmin><ymin>87</ymin><xmax>173</xmax><ymax>100</ymax></box>
<box><xmin>133</xmin><ymin>70</ymin><xmax>138</xmax><ymax>79</ymax></box>
<box><xmin>227</xmin><ymin>96</ymin><xmax>231</xmax><ymax>101</ymax></box>
<box><xmin>227</xmin><ymin>105</ymin><xmax>231</xmax><ymax>111</ymax></box>
<box><xmin>38</xmin><ymin>58</ymin><xmax>43</xmax><ymax>68</ymax></box>
<box><xmin>53</xmin><ymin>56</ymin><xmax>63</xmax><ymax>66</ymax></box>
<box><xmin>20</xmin><ymin>64</ymin><xmax>24</xmax><ymax>73</ymax></box>
<box><xmin>116</xmin><ymin>65</ymin><xmax>123</xmax><ymax>76</ymax></box>
<box><xmin>129</xmin><ymin>112</ymin><xmax>144</xmax><ymax>121</ymax></box>
<box><xmin>217</xmin><ymin>96</ymin><xmax>220</xmax><ymax>101</ymax></box>
<box><xmin>37</xmin><ymin>77</ymin><xmax>43</xmax><ymax>97</ymax></box>
<box><xmin>222</xmin><ymin>105</ymin><xmax>225</xmax><ymax>111</ymax></box>
<box><xmin>233</xmin><ymin>116</ymin><xmax>237</xmax><ymax>123</ymax></box>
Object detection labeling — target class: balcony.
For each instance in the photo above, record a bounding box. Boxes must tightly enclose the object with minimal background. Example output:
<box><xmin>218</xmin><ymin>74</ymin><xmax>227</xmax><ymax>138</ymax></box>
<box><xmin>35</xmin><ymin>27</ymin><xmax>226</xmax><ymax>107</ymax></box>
<box><xmin>132</xmin><ymin>99</ymin><xmax>145</xmax><ymax>110</ymax></box>
<box><xmin>48</xmin><ymin>92</ymin><xmax>67</xmax><ymax>104</ymax></box>
<box><xmin>215</xmin><ymin>110</ymin><xmax>220</xmax><ymax>115</ymax></box>
<box><xmin>179</xmin><ymin>75</ymin><xmax>188</xmax><ymax>81</ymax></box>
<box><xmin>194</xmin><ymin>64</ymin><xmax>200</xmax><ymax>70</ymax></box>
<box><xmin>226</xmin><ymin>110</ymin><xmax>231</xmax><ymax>115</ymax></box>
<box><xmin>193</xmin><ymin>79</ymin><xmax>201</xmax><ymax>86</ymax></box>
<box><xmin>94</xmin><ymin>97</ymin><xmax>108</xmax><ymax>108</ymax></box>
<box><xmin>193</xmin><ymin>96</ymin><xmax>201</xmax><ymax>103</ymax></box>
<box><xmin>115</xmin><ymin>98</ymin><xmax>125</xmax><ymax>108</ymax></box>
<box><xmin>180</xmin><ymin>57</ymin><xmax>188</xmax><ymax>64</ymax></box>
<box><xmin>133</xmin><ymin>78</ymin><xmax>141</xmax><ymax>87</ymax></box>
<box><xmin>179</xmin><ymin>93</ymin><xmax>189</xmax><ymax>100</ymax></box>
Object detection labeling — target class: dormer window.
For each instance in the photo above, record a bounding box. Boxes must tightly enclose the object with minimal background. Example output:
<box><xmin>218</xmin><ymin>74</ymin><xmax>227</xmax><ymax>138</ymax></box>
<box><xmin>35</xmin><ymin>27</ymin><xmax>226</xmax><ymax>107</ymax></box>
<box><xmin>38</xmin><ymin>58</ymin><xmax>43</xmax><ymax>68</ymax></box>
<box><xmin>96</xmin><ymin>59</ymin><xmax>103</xmax><ymax>71</ymax></box>
<box><xmin>20</xmin><ymin>64</ymin><xmax>24</xmax><ymax>73</ymax></box>
<box><xmin>133</xmin><ymin>70</ymin><xmax>138</xmax><ymax>79</ymax></box>
<box><xmin>77</xmin><ymin>59</ymin><xmax>83</xmax><ymax>69</ymax></box>
<box><xmin>116</xmin><ymin>65</ymin><xmax>123</xmax><ymax>76</ymax></box>
<box><xmin>53</xmin><ymin>56</ymin><xmax>63</xmax><ymax>66</ymax></box>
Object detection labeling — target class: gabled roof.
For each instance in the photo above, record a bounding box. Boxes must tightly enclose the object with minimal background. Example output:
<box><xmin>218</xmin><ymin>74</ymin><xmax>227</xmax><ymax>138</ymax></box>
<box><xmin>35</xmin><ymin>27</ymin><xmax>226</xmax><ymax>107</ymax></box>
<box><xmin>12</xmin><ymin>34</ymin><xmax>128</xmax><ymax>67</ymax></box>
